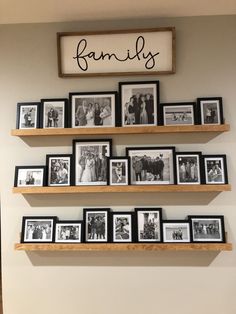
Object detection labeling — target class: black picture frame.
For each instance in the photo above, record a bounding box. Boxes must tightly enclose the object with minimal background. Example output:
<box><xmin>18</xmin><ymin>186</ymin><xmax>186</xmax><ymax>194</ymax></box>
<box><xmin>83</xmin><ymin>208</ymin><xmax>111</xmax><ymax>243</ymax></box>
<box><xmin>188</xmin><ymin>215</ymin><xmax>226</xmax><ymax>243</ymax></box>
<box><xmin>110</xmin><ymin>211</ymin><xmax>135</xmax><ymax>243</ymax></box>
<box><xmin>69</xmin><ymin>91</ymin><xmax>119</xmax><ymax>128</ymax></box>
<box><xmin>73</xmin><ymin>139</ymin><xmax>112</xmax><ymax>186</ymax></box>
<box><xmin>14</xmin><ymin>166</ymin><xmax>47</xmax><ymax>187</ymax></box>
<box><xmin>16</xmin><ymin>102</ymin><xmax>41</xmax><ymax>129</ymax></box>
<box><xmin>159</xmin><ymin>102</ymin><xmax>199</xmax><ymax>126</ymax></box>
<box><xmin>175</xmin><ymin>152</ymin><xmax>203</xmax><ymax>185</ymax></box>
<box><xmin>202</xmin><ymin>154</ymin><xmax>228</xmax><ymax>185</ymax></box>
<box><xmin>40</xmin><ymin>98</ymin><xmax>68</xmax><ymax>128</ymax></box>
<box><xmin>107</xmin><ymin>156</ymin><xmax>131</xmax><ymax>186</ymax></box>
<box><xmin>119</xmin><ymin>80</ymin><xmax>160</xmax><ymax>127</ymax></box>
<box><xmin>46</xmin><ymin>154</ymin><xmax>73</xmax><ymax>187</ymax></box>
<box><xmin>162</xmin><ymin>220</ymin><xmax>191</xmax><ymax>243</ymax></box>
<box><xmin>126</xmin><ymin>146</ymin><xmax>176</xmax><ymax>185</ymax></box>
<box><xmin>21</xmin><ymin>216</ymin><xmax>57</xmax><ymax>243</ymax></box>
<box><xmin>55</xmin><ymin>220</ymin><xmax>83</xmax><ymax>243</ymax></box>
<box><xmin>197</xmin><ymin>97</ymin><xmax>224</xmax><ymax>125</ymax></box>
<box><xmin>135</xmin><ymin>207</ymin><xmax>162</xmax><ymax>243</ymax></box>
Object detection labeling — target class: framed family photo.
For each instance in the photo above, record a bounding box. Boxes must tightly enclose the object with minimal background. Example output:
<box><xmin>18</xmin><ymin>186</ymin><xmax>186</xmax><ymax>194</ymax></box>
<box><xmin>108</xmin><ymin>157</ymin><xmax>130</xmax><ymax>186</ymax></box>
<box><xmin>14</xmin><ymin>166</ymin><xmax>46</xmax><ymax>187</ymax></box>
<box><xmin>135</xmin><ymin>208</ymin><xmax>162</xmax><ymax>242</ymax></box>
<box><xmin>203</xmin><ymin>155</ymin><xmax>228</xmax><ymax>184</ymax></box>
<box><xmin>69</xmin><ymin>91</ymin><xmax>117</xmax><ymax>128</ymax></box>
<box><xmin>40</xmin><ymin>98</ymin><xmax>68</xmax><ymax>128</ymax></box>
<box><xmin>73</xmin><ymin>139</ymin><xmax>112</xmax><ymax>186</ymax></box>
<box><xmin>111</xmin><ymin>212</ymin><xmax>134</xmax><ymax>243</ymax></box>
<box><xmin>16</xmin><ymin>102</ymin><xmax>40</xmax><ymax>129</ymax></box>
<box><xmin>197</xmin><ymin>97</ymin><xmax>224</xmax><ymax>125</ymax></box>
<box><xmin>189</xmin><ymin>215</ymin><xmax>225</xmax><ymax>243</ymax></box>
<box><xmin>126</xmin><ymin>146</ymin><xmax>175</xmax><ymax>185</ymax></box>
<box><xmin>162</xmin><ymin>220</ymin><xmax>190</xmax><ymax>243</ymax></box>
<box><xmin>21</xmin><ymin>216</ymin><xmax>57</xmax><ymax>243</ymax></box>
<box><xmin>55</xmin><ymin>221</ymin><xmax>83</xmax><ymax>243</ymax></box>
<box><xmin>119</xmin><ymin>81</ymin><xmax>159</xmax><ymax>127</ymax></box>
<box><xmin>46</xmin><ymin>154</ymin><xmax>73</xmax><ymax>186</ymax></box>
<box><xmin>83</xmin><ymin>208</ymin><xmax>110</xmax><ymax>243</ymax></box>
<box><xmin>175</xmin><ymin>152</ymin><xmax>202</xmax><ymax>185</ymax></box>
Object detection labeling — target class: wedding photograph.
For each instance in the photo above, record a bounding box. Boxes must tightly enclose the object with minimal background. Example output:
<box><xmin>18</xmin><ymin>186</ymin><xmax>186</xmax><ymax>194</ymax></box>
<box><xmin>198</xmin><ymin>97</ymin><xmax>223</xmax><ymax>125</ymax></box>
<box><xmin>46</xmin><ymin>154</ymin><xmax>72</xmax><ymax>186</ymax></box>
<box><xmin>55</xmin><ymin>221</ymin><xmax>83</xmax><ymax>243</ymax></box>
<box><xmin>108</xmin><ymin>157</ymin><xmax>130</xmax><ymax>185</ymax></box>
<box><xmin>161</xmin><ymin>102</ymin><xmax>196</xmax><ymax>126</ymax></box>
<box><xmin>14</xmin><ymin>166</ymin><xmax>46</xmax><ymax>187</ymax></box>
<box><xmin>175</xmin><ymin>152</ymin><xmax>202</xmax><ymax>184</ymax></box>
<box><xmin>111</xmin><ymin>212</ymin><xmax>133</xmax><ymax>242</ymax></box>
<box><xmin>162</xmin><ymin>221</ymin><xmax>190</xmax><ymax>243</ymax></box>
<box><xmin>203</xmin><ymin>155</ymin><xmax>228</xmax><ymax>184</ymax></box>
<box><xmin>84</xmin><ymin>208</ymin><xmax>110</xmax><ymax>242</ymax></box>
<box><xmin>41</xmin><ymin>98</ymin><xmax>68</xmax><ymax>128</ymax></box>
<box><xmin>17</xmin><ymin>102</ymin><xmax>40</xmax><ymax>129</ymax></box>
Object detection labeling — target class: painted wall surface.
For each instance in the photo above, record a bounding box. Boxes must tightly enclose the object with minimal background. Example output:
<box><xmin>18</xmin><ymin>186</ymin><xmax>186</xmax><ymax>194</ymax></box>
<box><xmin>0</xmin><ymin>15</ymin><xmax>236</xmax><ymax>314</ymax></box>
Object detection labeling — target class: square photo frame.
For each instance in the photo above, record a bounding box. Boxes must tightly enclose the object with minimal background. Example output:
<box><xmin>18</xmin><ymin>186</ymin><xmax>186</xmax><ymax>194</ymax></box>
<box><xmin>162</xmin><ymin>220</ymin><xmax>190</xmax><ymax>243</ymax></box>
<box><xmin>46</xmin><ymin>154</ymin><xmax>73</xmax><ymax>186</ymax></box>
<box><xmin>14</xmin><ymin>166</ymin><xmax>46</xmax><ymax>187</ymax></box>
<box><xmin>108</xmin><ymin>157</ymin><xmax>130</xmax><ymax>186</ymax></box>
<box><xmin>55</xmin><ymin>220</ymin><xmax>83</xmax><ymax>243</ymax></box>
<box><xmin>40</xmin><ymin>98</ymin><xmax>68</xmax><ymax>128</ymax></box>
<box><xmin>197</xmin><ymin>97</ymin><xmax>224</xmax><ymax>125</ymax></box>
<box><xmin>111</xmin><ymin>212</ymin><xmax>134</xmax><ymax>243</ymax></box>
<box><xmin>119</xmin><ymin>81</ymin><xmax>159</xmax><ymax>127</ymax></box>
<box><xmin>203</xmin><ymin>155</ymin><xmax>228</xmax><ymax>184</ymax></box>
<box><xmin>16</xmin><ymin>102</ymin><xmax>40</xmax><ymax>129</ymax></box>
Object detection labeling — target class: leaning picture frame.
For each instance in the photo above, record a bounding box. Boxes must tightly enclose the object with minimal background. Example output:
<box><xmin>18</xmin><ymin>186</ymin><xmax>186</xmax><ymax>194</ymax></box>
<box><xmin>197</xmin><ymin>97</ymin><xmax>224</xmax><ymax>125</ymax></box>
<box><xmin>40</xmin><ymin>98</ymin><xmax>68</xmax><ymax>128</ymax></box>
<box><xmin>55</xmin><ymin>220</ymin><xmax>83</xmax><ymax>243</ymax></box>
<box><xmin>162</xmin><ymin>220</ymin><xmax>191</xmax><ymax>243</ymax></box>
<box><xmin>16</xmin><ymin>102</ymin><xmax>41</xmax><ymax>129</ymax></box>
<box><xmin>46</xmin><ymin>154</ymin><xmax>73</xmax><ymax>187</ymax></box>
<box><xmin>108</xmin><ymin>156</ymin><xmax>130</xmax><ymax>186</ymax></box>
<box><xmin>14</xmin><ymin>166</ymin><xmax>47</xmax><ymax>187</ymax></box>
<box><xmin>111</xmin><ymin>211</ymin><xmax>134</xmax><ymax>243</ymax></box>
<box><xmin>202</xmin><ymin>154</ymin><xmax>228</xmax><ymax>185</ymax></box>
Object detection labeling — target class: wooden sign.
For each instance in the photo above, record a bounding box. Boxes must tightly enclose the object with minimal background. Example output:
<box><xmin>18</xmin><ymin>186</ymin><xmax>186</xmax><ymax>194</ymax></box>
<box><xmin>57</xmin><ymin>27</ymin><xmax>176</xmax><ymax>77</ymax></box>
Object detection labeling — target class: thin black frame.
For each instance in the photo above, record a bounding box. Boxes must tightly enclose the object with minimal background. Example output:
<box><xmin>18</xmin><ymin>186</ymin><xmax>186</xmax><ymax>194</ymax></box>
<box><xmin>21</xmin><ymin>216</ymin><xmax>57</xmax><ymax>243</ymax></box>
<box><xmin>188</xmin><ymin>215</ymin><xmax>226</xmax><ymax>243</ymax></box>
<box><xmin>126</xmin><ymin>146</ymin><xmax>176</xmax><ymax>185</ymax></box>
<box><xmin>14</xmin><ymin>166</ymin><xmax>47</xmax><ymax>187</ymax></box>
<box><xmin>197</xmin><ymin>97</ymin><xmax>224</xmax><ymax>125</ymax></box>
<box><xmin>202</xmin><ymin>154</ymin><xmax>228</xmax><ymax>185</ymax></box>
<box><xmin>175</xmin><ymin>152</ymin><xmax>203</xmax><ymax>185</ymax></box>
<box><xmin>160</xmin><ymin>102</ymin><xmax>199</xmax><ymax>126</ymax></box>
<box><xmin>83</xmin><ymin>208</ymin><xmax>111</xmax><ymax>243</ymax></box>
<box><xmin>73</xmin><ymin>139</ymin><xmax>112</xmax><ymax>186</ymax></box>
<box><xmin>135</xmin><ymin>207</ymin><xmax>162</xmax><ymax>243</ymax></box>
<box><xmin>16</xmin><ymin>102</ymin><xmax>41</xmax><ymax>129</ymax></box>
<box><xmin>55</xmin><ymin>220</ymin><xmax>84</xmax><ymax>243</ymax></box>
<box><xmin>40</xmin><ymin>98</ymin><xmax>68</xmax><ymax>128</ymax></box>
<box><xmin>118</xmin><ymin>80</ymin><xmax>160</xmax><ymax>127</ymax></box>
<box><xmin>110</xmin><ymin>211</ymin><xmax>135</xmax><ymax>243</ymax></box>
<box><xmin>107</xmin><ymin>156</ymin><xmax>131</xmax><ymax>186</ymax></box>
<box><xmin>46</xmin><ymin>154</ymin><xmax>73</xmax><ymax>187</ymax></box>
<box><xmin>162</xmin><ymin>220</ymin><xmax>191</xmax><ymax>243</ymax></box>
<box><xmin>69</xmin><ymin>91</ymin><xmax>119</xmax><ymax>128</ymax></box>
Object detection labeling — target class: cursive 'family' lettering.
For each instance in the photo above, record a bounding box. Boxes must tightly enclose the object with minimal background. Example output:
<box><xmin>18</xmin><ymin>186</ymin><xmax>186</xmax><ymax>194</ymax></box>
<box><xmin>73</xmin><ymin>36</ymin><xmax>160</xmax><ymax>71</ymax></box>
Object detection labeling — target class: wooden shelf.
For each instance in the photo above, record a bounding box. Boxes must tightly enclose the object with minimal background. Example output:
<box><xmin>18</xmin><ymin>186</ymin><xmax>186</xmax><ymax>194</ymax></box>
<box><xmin>14</xmin><ymin>242</ymin><xmax>232</xmax><ymax>252</ymax></box>
<box><xmin>12</xmin><ymin>184</ymin><xmax>231</xmax><ymax>195</ymax></box>
<box><xmin>11</xmin><ymin>124</ymin><xmax>230</xmax><ymax>137</ymax></box>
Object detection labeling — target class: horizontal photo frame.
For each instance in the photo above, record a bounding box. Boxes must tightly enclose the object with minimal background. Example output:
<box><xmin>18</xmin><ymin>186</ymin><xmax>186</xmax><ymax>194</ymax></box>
<box><xmin>162</xmin><ymin>220</ymin><xmax>190</xmax><ymax>243</ymax></box>
<box><xmin>55</xmin><ymin>220</ymin><xmax>83</xmax><ymax>243</ymax></box>
<box><xmin>14</xmin><ymin>166</ymin><xmax>47</xmax><ymax>187</ymax></box>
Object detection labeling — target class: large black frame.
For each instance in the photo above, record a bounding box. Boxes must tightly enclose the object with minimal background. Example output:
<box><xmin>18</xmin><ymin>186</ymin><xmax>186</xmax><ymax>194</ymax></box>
<box><xmin>46</xmin><ymin>154</ymin><xmax>73</xmax><ymax>187</ymax></box>
<box><xmin>202</xmin><ymin>154</ymin><xmax>228</xmax><ymax>185</ymax></box>
<box><xmin>14</xmin><ymin>165</ymin><xmax>47</xmax><ymax>187</ymax></box>
<box><xmin>16</xmin><ymin>102</ymin><xmax>41</xmax><ymax>129</ymax></box>
<box><xmin>107</xmin><ymin>156</ymin><xmax>131</xmax><ymax>186</ymax></box>
<box><xmin>197</xmin><ymin>97</ymin><xmax>224</xmax><ymax>125</ymax></box>
<box><xmin>40</xmin><ymin>98</ymin><xmax>68</xmax><ymax>128</ymax></box>
<box><xmin>55</xmin><ymin>220</ymin><xmax>84</xmax><ymax>243</ymax></box>
<box><xmin>162</xmin><ymin>220</ymin><xmax>191</xmax><ymax>243</ymax></box>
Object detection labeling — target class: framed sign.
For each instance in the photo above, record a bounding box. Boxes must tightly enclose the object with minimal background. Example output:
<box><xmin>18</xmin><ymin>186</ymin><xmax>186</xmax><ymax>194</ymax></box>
<box><xmin>57</xmin><ymin>27</ymin><xmax>176</xmax><ymax>77</ymax></box>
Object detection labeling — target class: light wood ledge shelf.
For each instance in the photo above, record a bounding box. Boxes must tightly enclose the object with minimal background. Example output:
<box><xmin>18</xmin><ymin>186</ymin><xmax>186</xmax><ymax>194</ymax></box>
<box><xmin>14</xmin><ymin>243</ymin><xmax>233</xmax><ymax>252</ymax></box>
<box><xmin>11</xmin><ymin>124</ymin><xmax>230</xmax><ymax>137</ymax></box>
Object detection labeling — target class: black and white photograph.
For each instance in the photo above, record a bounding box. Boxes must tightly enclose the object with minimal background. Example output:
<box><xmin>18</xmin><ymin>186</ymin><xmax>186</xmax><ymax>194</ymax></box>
<box><xmin>119</xmin><ymin>81</ymin><xmax>159</xmax><ymax>126</ymax></box>
<box><xmin>126</xmin><ymin>147</ymin><xmax>175</xmax><ymax>185</ymax></box>
<box><xmin>135</xmin><ymin>208</ymin><xmax>162</xmax><ymax>242</ymax></box>
<box><xmin>161</xmin><ymin>102</ymin><xmax>197</xmax><ymax>126</ymax></box>
<box><xmin>203</xmin><ymin>155</ymin><xmax>228</xmax><ymax>184</ymax></box>
<box><xmin>73</xmin><ymin>139</ymin><xmax>112</xmax><ymax>186</ymax></box>
<box><xmin>69</xmin><ymin>92</ymin><xmax>117</xmax><ymax>128</ymax></box>
<box><xmin>14</xmin><ymin>166</ymin><xmax>46</xmax><ymax>187</ymax></box>
<box><xmin>41</xmin><ymin>98</ymin><xmax>68</xmax><ymax>128</ymax></box>
<box><xmin>108</xmin><ymin>157</ymin><xmax>130</xmax><ymax>185</ymax></box>
<box><xmin>189</xmin><ymin>215</ymin><xmax>225</xmax><ymax>242</ymax></box>
<box><xmin>21</xmin><ymin>216</ymin><xmax>57</xmax><ymax>243</ymax></box>
<box><xmin>111</xmin><ymin>212</ymin><xmax>133</xmax><ymax>242</ymax></box>
<box><xmin>197</xmin><ymin>97</ymin><xmax>223</xmax><ymax>125</ymax></box>
<box><xmin>46</xmin><ymin>154</ymin><xmax>72</xmax><ymax>186</ymax></box>
<box><xmin>176</xmin><ymin>152</ymin><xmax>202</xmax><ymax>185</ymax></box>
<box><xmin>162</xmin><ymin>220</ymin><xmax>190</xmax><ymax>243</ymax></box>
<box><xmin>55</xmin><ymin>221</ymin><xmax>83</xmax><ymax>243</ymax></box>
<box><xmin>84</xmin><ymin>208</ymin><xmax>110</xmax><ymax>242</ymax></box>
<box><xmin>16</xmin><ymin>102</ymin><xmax>40</xmax><ymax>129</ymax></box>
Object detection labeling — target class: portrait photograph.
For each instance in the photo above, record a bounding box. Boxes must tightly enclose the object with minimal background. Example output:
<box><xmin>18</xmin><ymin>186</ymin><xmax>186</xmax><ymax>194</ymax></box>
<box><xmin>84</xmin><ymin>208</ymin><xmax>110</xmax><ymax>242</ymax></box>
<box><xmin>203</xmin><ymin>155</ymin><xmax>228</xmax><ymax>184</ymax></box>
<box><xmin>70</xmin><ymin>92</ymin><xmax>117</xmax><ymax>128</ymax></box>
<box><xmin>161</xmin><ymin>102</ymin><xmax>197</xmax><ymax>126</ymax></box>
<box><xmin>119</xmin><ymin>81</ymin><xmax>159</xmax><ymax>127</ymax></box>
<box><xmin>21</xmin><ymin>216</ymin><xmax>57</xmax><ymax>243</ymax></box>
<box><xmin>135</xmin><ymin>208</ymin><xmax>162</xmax><ymax>242</ymax></box>
<box><xmin>175</xmin><ymin>152</ymin><xmax>202</xmax><ymax>185</ymax></box>
<box><xmin>73</xmin><ymin>139</ymin><xmax>112</xmax><ymax>186</ymax></box>
<box><xmin>108</xmin><ymin>157</ymin><xmax>130</xmax><ymax>185</ymax></box>
<box><xmin>14</xmin><ymin>166</ymin><xmax>46</xmax><ymax>187</ymax></box>
<box><xmin>126</xmin><ymin>146</ymin><xmax>175</xmax><ymax>185</ymax></box>
<box><xmin>189</xmin><ymin>215</ymin><xmax>225</xmax><ymax>243</ymax></box>
<box><xmin>17</xmin><ymin>102</ymin><xmax>40</xmax><ymax>129</ymax></box>
<box><xmin>162</xmin><ymin>220</ymin><xmax>190</xmax><ymax>243</ymax></box>
<box><xmin>46</xmin><ymin>154</ymin><xmax>72</xmax><ymax>186</ymax></box>
<box><xmin>197</xmin><ymin>97</ymin><xmax>223</xmax><ymax>125</ymax></box>
<box><xmin>41</xmin><ymin>98</ymin><xmax>68</xmax><ymax>128</ymax></box>
<box><xmin>55</xmin><ymin>221</ymin><xmax>83</xmax><ymax>243</ymax></box>
<box><xmin>111</xmin><ymin>212</ymin><xmax>133</xmax><ymax>243</ymax></box>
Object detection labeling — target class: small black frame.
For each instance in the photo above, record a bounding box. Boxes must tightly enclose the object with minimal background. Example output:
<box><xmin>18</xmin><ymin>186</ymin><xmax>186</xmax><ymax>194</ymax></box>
<box><xmin>197</xmin><ymin>97</ymin><xmax>224</xmax><ymax>125</ymax></box>
<box><xmin>202</xmin><ymin>154</ymin><xmax>228</xmax><ymax>185</ymax></box>
<box><xmin>55</xmin><ymin>220</ymin><xmax>84</xmax><ymax>243</ymax></box>
<box><xmin>14</xmin><ymin>166</ymin><xmax>47</xmax><ymax>187</ymax></box>
<box><xmin>110</xmin><ymin>211</ymin><xmax>135</xmax><ymax>243</ymax></box>
<box><xmin>40</xmin><ymin>98</ymin><xmax>68</xmax><ymax>128</ymax></box>
<box><xmin>46</xmin><ymin>154</ymin><xmax>73</xmax><ymax>187</ymax></box>
<box><xmin>107</xmin><ymin>156</ymin><xmax>131</xmax><ymax>186</ymax></box>
<box><xmin>162</xmin><ymin>220</ymin><xmax>191</xmax><ymax>243</ymax></box>
<box><xmin>16</xmin><ymin>102</ymin><xmax>41</xmax><ymax>129</ymax></box>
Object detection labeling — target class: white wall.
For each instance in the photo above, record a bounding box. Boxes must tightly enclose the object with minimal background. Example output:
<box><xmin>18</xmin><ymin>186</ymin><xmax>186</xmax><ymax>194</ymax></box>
<box><xmin>0</xmin><ymin>15</ymin><xmax>236</xmax><ymax>314</ymax></box>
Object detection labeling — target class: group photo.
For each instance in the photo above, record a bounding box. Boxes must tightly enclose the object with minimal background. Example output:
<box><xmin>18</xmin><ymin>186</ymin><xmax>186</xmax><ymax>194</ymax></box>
<box><xmin>163</xmin><ymin>104</ymin><xmax>194</xmax><ymax>126</ymax></box>
<box><xmin>192</xmin><ymin>219</ymin><xmax>222</xmax><ymax>240</ymax></box>
<box><xmin>24</xmin><ymin>219</ymin><xmax>53</xmax><ymax>242</ymax></box>
<box><xmin>86</xmin><ymin>212</ymin><xmax>107</xmax><ymax>241</ymax></box>
<box><xmin>163</xmin><ymin>222</ymin><xmax>190</xmax><ymax>243</ymax></box>
<box><xmin>55</xmin><ymin>223</ymin><xmax>81</xmax><ymax>242</ymax></box>
<box><xmin>176</xmin><ymin>155</ymin><xmax>200</xmax><ymax>184</ymax></box>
